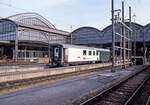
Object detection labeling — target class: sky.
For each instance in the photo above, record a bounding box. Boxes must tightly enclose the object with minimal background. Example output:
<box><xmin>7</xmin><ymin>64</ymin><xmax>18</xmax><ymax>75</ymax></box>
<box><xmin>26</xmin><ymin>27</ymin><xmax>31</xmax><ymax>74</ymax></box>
<box><xmin>0</xmin><ymin>0</ymin><xmax>149</xmax><ymax>32</ymax></box>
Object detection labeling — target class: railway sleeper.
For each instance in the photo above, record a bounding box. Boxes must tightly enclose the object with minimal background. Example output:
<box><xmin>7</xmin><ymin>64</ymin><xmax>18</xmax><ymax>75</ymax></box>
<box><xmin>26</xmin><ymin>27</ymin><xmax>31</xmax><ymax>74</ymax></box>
<box><xmin>107</xmin><ymin>92</ymin><xmax>128</xmax><ymax>99</ymax></box>
<box><xmin>97</xmin><ymin>101</ymin><xmax>122</xmax><ymax>105</ymax></box>
<box><xmin>116</xmin><ymin>88</ymin><xmax>135</xmax><ymax>94</ymax></box>
<box><xmin>124</xmin><ymin>81</ymin><xmax>144</xmax><ymax>86</ymax></box>
<box><xmin>100</xmin><ymin>98</ymin><xmax>123</xmax><ymax>105</ymax></box>
<box><xmin>120</xmin><ymin>84</ymin><xmax>141</xmax><ymax>89</ymax></box>
<box><xmin>113</xmin><ymin>91</ymin><xmax>130</xmax><ymax>97</ymax></box>
<box><xmin>101</xmin><ymin>95</ymin><xmax>126</xmax><ymax>104</ymax></box>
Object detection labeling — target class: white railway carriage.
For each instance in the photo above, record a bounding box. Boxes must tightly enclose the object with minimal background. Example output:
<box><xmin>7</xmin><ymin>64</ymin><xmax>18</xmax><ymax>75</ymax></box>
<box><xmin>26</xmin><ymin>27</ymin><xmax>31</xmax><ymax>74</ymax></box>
<box><xmin>50</xmin><ymin>44</ymin><xmax>110</xmax><ymax>67</ymax></box>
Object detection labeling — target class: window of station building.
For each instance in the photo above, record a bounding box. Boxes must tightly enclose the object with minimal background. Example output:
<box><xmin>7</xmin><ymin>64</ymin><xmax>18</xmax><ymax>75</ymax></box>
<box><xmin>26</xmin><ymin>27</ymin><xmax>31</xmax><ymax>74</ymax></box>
<box><xmin>89</xmin><ymin>51</ymin><xmax>92</xmax><ymax>56</ymax></box>
<box><xmin>55</xmin><ymin>48</ymin><xmax>59</xmax><ymax>53</ymax></box>
<box><xmin>93</xmin><ymin>51</ymin><xmax>95</xmax><ymax>56</ymax></box>
<box><xmin>83</xmin><ymin>50</ymin><xmax>87</xmax><ymax>55</ymax></box>
<box><xmin>26</xmin><ymin>52</ymin><xmax>29</xmax><ymax>57</ymax></box>
<box><xmin>34</xmin><ymin>52</ymin><xmax>39</xmax><ymax>57</ymax></box>
<box><xmin>18</xmin><ymin>51</ymin><xmax>25</xmax><ymax>58</ymax></box>
<box><xmin>28</xmin><ymin>52</ymin><xmax>32</xmax><ymax>57</ymax></box>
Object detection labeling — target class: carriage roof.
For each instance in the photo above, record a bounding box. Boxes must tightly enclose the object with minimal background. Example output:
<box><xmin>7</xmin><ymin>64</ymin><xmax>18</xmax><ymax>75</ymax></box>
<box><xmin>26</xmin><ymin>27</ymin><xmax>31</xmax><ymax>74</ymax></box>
<box><xmin>52</xmin><ymin>44</ymin><xmax>110</xmax><ymax>52</ymax></box>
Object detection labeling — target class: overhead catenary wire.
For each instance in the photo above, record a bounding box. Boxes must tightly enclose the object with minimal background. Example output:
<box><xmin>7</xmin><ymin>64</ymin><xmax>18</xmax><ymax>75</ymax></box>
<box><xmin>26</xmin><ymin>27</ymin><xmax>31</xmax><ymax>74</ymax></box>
<box><xmin>0</xmin><ymin>1</ymin><xmax>73</xmax><ymax>32</ymax></box>
<box><xmin>124</xmin><ymin>0</ymin><xmax>142</xmax><ymax>23</ymax></box>
<box><xmin>0</xmin><ymin>1</ymin><xmax>29</xmax><ymax>12</ymax></box>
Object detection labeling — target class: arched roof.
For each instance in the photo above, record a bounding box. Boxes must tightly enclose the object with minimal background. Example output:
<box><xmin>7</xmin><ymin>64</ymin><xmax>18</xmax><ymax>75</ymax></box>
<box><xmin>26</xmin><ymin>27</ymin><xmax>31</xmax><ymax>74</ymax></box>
<box><xmin>71</xmin><ymin>23</ymin><xmax>148</xmax><ymax>45</ymax></box>
<box><xmin>101</xmin><ymin>22</ymin><xmax>144</xmax><ymax>43</ymax></box>
<box><xmin>145</xmin><ymin>23</ymin><xmax>150</xmax><ymax>28</ymax></box>
<box><xmin>7</xmin><ymin>12</ymin><xmax>56</xmax><ymax>29</ymax></box>
<box><xmin>102</xmin><ymin>22</ymin><xmax>143</xmax><ymax>33</ymax></box>
<box><xmin>72</xmin><ymin>26</ymin><xmax>101</xmax><ymax>33</ymax></box>
<box><xmin>132</xmin><ymin>22</ymin><xmax>143</xmax><ymax>28</ymax></box>
<box><xmin>0</xmin><ymin>18</ymin><xmax>17</xmax><ymax>27</ymax></box>
<box><xmin>143</xmin><ymin>23</ymin><xmax>150</xmax><ymax>41</ymax></box>
<box><xmin>71</xmin><ymin>26</ymin><xmax>103</xmax><ymax>44</ymax></box>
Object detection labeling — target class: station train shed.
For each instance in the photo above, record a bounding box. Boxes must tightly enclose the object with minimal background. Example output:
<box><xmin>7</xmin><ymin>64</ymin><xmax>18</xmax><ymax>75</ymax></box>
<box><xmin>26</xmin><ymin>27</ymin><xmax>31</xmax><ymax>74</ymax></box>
<box><xmin>0</xmin><ymin>13</ymin><xmax>69</xmax><ymax>63</ymax></box>
<box><xmin>71</xmin><ymin>24</ymin><xmax>150</xmax><ymax>62</ymax></box>
<box><xmin>0</xmin><ymin>12</ymin><xmax>150</xmax><ymax>63</ymax></box>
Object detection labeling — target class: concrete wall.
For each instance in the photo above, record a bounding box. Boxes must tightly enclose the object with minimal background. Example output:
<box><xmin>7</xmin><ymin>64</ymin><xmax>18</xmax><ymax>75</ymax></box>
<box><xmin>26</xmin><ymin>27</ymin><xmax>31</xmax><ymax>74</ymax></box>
<box><xmin>0</xmin><ymin>62</ymin><xmax>130</xmax><ymax>83</ymax></box>
<box><xmin>0</xmin><ymin>65</ymin><xmax>45</xmax><ymax>74</ymax></box>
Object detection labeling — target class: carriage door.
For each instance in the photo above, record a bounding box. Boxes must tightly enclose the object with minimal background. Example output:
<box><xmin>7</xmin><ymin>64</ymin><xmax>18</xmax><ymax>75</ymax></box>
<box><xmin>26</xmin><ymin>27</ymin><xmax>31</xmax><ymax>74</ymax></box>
<box><xmin>54</xmin><ymin>48</ymin><xmax>59</xmax><ymax>59</ymax></box>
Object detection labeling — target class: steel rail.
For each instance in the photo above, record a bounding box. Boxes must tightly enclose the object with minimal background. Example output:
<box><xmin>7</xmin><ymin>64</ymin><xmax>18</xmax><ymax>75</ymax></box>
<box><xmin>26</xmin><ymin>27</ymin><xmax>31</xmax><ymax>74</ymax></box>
<box><xmin>146</xmin><ymin>95</ymin><xmax>150</xmax><ymax>105</ymax></box>
<box><xmin>124</xmin><ymin>75</ymin><xmax>150</xmax><ymax>105</ymax></box>
<box><xmin>80</xmin><ymin>66</ymin><xmax>148</xmax><ymax>105</ymax></box>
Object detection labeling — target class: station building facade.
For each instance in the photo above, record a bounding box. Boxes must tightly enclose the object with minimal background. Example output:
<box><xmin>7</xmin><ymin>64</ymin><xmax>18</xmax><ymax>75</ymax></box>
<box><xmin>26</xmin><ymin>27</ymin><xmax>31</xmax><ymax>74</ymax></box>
<box><xmin>0</xmin><ymin>13</ymin><xmax>69</xmax><ymax>62</ymax></box>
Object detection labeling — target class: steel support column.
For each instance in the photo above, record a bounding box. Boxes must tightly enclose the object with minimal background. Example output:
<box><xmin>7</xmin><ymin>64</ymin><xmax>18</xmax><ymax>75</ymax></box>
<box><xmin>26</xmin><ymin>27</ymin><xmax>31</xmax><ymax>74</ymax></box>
<box><xmin>134</xmin><ymin>30</ymin><xmax>136</xmax><ymax>65</ymax></box>
<box><xmin>15</xmin><ymin>28</ymin><xmax>18</xmax><ymax>62</ymax></box>
<box><xmin>129</xmin><ymin>7</ymin><xmax>132</xmax><ymax>60</ymax></box>
<box><xmin>24</xmin><ymin>47</ymin><xmax>27</xmax><ymax>61</ymax></box>
<box><xmin>111</xmin><ymin>0</ymin><xmax>115</xmax><ymax>72</ymax></box>
<box><xmin>143</xmin><ymin>30</ymin><xmax>146</xmax><ymax>64</ymax></box>
<box><xmin>122</xmin><ymin>1</ymin><xmax>126</xmax><ymax>68</ymax></box>
<box><xmin>48</xmin><ymin>41</ymin><xmax>51</xmax><ymax>62</ymax></box>
<box><xmin>70</xmin><ymin>25</ymin><xmax>73</xmax><ymax>44</ymax></box>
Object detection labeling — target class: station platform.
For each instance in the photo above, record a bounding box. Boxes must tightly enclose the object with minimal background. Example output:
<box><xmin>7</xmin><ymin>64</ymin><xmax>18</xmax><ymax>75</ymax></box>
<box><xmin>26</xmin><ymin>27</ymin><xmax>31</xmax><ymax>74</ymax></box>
<box><xmin>0</xmin><ymin>65</ymin><xmax>144</xmax><ymax>105</ymax></box>
<box><xmin>0</xmin><ymin>63</ymin><xmax>112</xmax><ymax>83</ymax></box>
<box><xmin>0</xmin><ymin>64</ymin><xmax>46</xmax><ymax>74</ymax></box>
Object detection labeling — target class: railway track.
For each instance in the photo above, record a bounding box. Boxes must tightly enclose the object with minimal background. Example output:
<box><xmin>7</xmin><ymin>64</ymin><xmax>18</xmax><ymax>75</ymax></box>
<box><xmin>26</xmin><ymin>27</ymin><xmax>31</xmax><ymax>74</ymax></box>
<box><xmin>80</xmin><ymin>66</ymin><xmax>150</xmax><ymax>105</ymax></box>
<box><xmin>146</xmin><ymin>96</ymin><xmax>150</xmax><ymax>105</ymax></box>
<box><xmin>124</xmin><ymin>73</ymin><xmax>150</xmax><ymax>105</ymax></box>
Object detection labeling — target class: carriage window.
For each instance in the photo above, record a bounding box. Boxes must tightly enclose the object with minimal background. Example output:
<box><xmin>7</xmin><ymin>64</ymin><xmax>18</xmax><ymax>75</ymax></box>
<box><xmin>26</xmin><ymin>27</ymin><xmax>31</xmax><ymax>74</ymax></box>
<box><xmin>96</xmin><ymin>51</ymin><xmax>99</xmax><ymax>55</ymax></box>
<box><xmin>93</xmin><ymin>51</ymin><xmax>95</xmax><ymax>55</ymax></box>
<box><xmin>83</xmin><ymin>50</ymin><xmax>87</xmax><ymax>55</ymax></box>
<box><xmin>89</xmin><ymin>51</ymin><xmax>92</xmax><ymax>56</ymax></box>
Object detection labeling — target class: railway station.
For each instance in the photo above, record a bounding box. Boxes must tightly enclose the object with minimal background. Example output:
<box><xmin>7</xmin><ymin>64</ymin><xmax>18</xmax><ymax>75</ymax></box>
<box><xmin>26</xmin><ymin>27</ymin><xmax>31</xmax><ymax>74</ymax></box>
<box><xmin>0</xmin><ymin>0</ymin><xmax>150</xmax><ymax>105</ymax></box>
<box><xmin>0</xmin><ymin>12</ymin><xmax>69</xmax><ymax>63</ymax></box>
<box><xmin>0</xmin><ymin>13</ymin><xmax>150</xmax><ymax>64</ymax></box>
